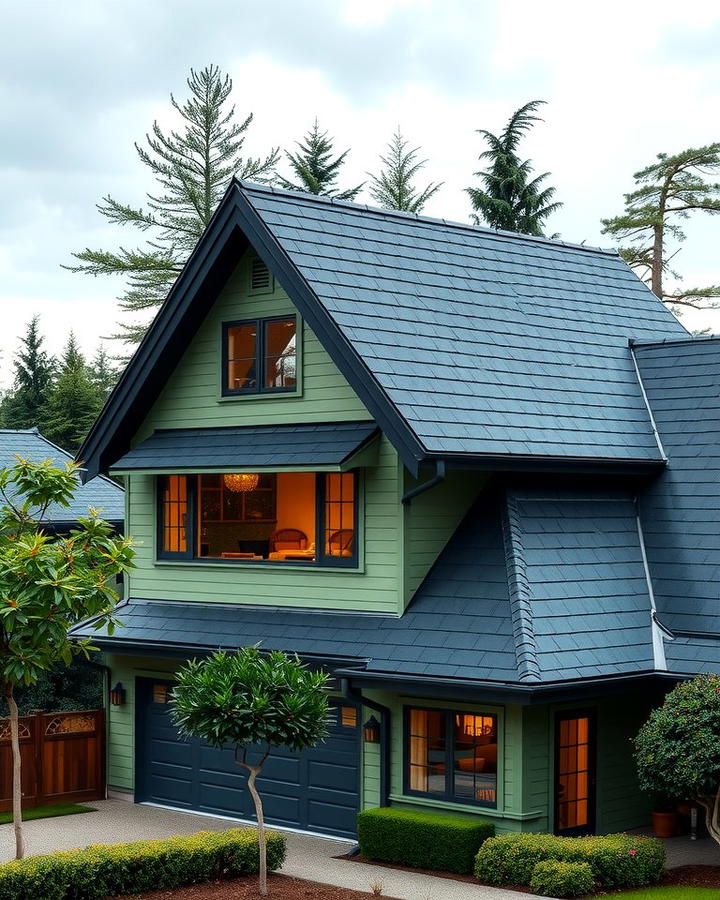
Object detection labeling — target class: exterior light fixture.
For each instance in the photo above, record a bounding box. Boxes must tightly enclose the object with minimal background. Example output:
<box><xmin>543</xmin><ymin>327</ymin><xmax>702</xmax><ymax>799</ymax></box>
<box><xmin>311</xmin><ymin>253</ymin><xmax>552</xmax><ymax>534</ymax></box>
<box><xmin>109</xmin><ymin>682</ymin><xmax>126</xmax><ymax>706</ymax></box>
<box><xmin>363</xmin><ymin>715</ymin><xmax>381</xmax><ymax>744</ymax></box>
<box><xmin>223</xmin><ymin>473</ymin><xmax>260</xmax><ymax>493</ymax></box>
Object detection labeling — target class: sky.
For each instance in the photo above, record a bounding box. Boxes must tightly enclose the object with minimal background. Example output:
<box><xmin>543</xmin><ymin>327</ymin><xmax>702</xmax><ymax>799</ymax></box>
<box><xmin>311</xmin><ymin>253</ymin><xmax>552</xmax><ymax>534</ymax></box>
<box><xmin>2</xmin><ymin>0</ymin><xmax>720</xmax><ymax>386</ymax></box>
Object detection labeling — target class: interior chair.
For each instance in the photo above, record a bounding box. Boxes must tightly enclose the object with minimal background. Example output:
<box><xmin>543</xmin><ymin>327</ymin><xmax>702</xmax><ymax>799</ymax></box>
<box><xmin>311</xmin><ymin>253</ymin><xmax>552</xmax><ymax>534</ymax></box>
<box><xmin>270</xmin><ymin>528</ymin><xmax>308</xmax><ymax>552</ymax></box>
<box><xmin>327</xmin><ymin>529</ymin><xmax>354</xmax><ymax>556</ymax></box>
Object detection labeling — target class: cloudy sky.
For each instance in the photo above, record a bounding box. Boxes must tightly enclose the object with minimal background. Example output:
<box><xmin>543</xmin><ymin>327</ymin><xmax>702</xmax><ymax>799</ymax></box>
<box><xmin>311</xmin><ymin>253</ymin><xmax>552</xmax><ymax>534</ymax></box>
<box><xmin>2</xmin><ymin>0</ymin><xmax>720</xmax><ymax>385</ymax></box>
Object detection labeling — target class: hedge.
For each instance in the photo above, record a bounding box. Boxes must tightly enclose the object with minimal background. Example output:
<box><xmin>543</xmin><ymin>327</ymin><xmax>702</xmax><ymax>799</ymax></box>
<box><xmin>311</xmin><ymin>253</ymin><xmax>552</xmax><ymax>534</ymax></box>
<box><xmin>0</xmin><ymin>828</ymin><xmax>286</xmax><ymax>900</ymax></box>
<box><xmin>530</xmin><ymin>860</ymin><xmax>595</xmax><ymax>898</ymax></box>
<box><xmin>357</xmin><ymin>807</ymin><xmax>494</xmax><ymax>874</ymax></box>
<box><xmin>474</xmin><ymin>832</ymin><xmax>664</xmax><ymax>889</ymax></box>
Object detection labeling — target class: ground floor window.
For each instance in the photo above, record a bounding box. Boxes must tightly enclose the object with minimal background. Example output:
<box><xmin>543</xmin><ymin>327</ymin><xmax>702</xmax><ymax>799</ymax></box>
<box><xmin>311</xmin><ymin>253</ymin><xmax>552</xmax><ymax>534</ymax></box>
<box><xmin>404</xmin><ymin>707</ymin><xmax>498</xmax><ymax>807</ymax></box>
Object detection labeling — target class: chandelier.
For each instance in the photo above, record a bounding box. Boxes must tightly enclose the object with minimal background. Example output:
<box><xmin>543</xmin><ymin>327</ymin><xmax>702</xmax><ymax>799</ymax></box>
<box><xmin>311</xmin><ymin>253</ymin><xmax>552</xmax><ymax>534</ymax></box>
<box><xmin>223</xmin><ymin>473</ymin><xmax>260</xmax><ymax>493</ymax></box>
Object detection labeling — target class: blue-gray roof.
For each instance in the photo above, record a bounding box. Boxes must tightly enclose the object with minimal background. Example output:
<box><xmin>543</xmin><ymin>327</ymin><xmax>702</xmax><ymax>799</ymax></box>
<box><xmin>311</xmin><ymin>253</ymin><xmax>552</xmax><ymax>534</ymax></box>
<box><xmin>0</xmin><ymin>429</ymin><xmax>124</xmax><ymax>524</ymax></box>
<box><xmin>112</xmin><ymin>421</ymin><xmax>378</xmax><ymax>471</ymax></box>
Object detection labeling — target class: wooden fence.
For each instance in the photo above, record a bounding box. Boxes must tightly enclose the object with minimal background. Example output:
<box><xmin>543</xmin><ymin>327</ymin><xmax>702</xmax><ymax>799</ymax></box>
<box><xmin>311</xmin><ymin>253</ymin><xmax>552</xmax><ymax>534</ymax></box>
<box><xmin>0</xmin><ymin>709</ymin><xmax>105</xmax><ymax>811</ymax></box>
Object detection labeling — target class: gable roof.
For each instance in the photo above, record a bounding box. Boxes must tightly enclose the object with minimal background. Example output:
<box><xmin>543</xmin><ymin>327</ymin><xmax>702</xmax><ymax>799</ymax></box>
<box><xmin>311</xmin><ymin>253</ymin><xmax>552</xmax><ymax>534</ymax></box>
<box><xmin>78</xmin><ymin>181</ymin><xmax>686</xmax><ymax>479</ymax></box>
<box><xmin>0</xmin><ymin>429</ymin><xmax>124</xmax><ymax>524</ymax></box>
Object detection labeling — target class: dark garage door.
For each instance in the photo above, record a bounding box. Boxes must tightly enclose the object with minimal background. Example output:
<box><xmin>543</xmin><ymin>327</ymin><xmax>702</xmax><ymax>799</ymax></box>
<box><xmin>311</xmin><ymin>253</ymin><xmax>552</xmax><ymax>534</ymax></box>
<box><xmin>135</xmin><ymin>679</ymin><xmax>361</xmax><ymax>839</ymax></box>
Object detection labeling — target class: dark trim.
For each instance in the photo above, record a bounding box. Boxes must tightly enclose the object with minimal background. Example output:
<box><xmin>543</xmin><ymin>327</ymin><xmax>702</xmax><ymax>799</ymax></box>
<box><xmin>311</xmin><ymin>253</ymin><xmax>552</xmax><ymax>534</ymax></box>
<box><xmin>402</xmin><ymin>460</ymin><xmax>446</xmax><ymax>506</ymax></box>
<box><xmin>402</xmin><ymin>704</ymin><xmax>498</xmax><ymax>810</ymax></box>
<box><xmin>553</xmin><ymin>708</ymin><xmax>597</xmax><ymax>836</ymax></box>
<box><xmin>341</xmin><ymin>680</ymin><xmax>391</xmax><ymax>808</ymax></box>
<box><xmin>221</xmin><ymin>314</ymin><xmax>297</xmax><ymax>397</ymax></box>
<box><xmin>317</xmin><ymin>471</ymin><xmax>359</xmax><ymax>568</ymax></box>
<box><xmin>426</xmin><ymin>451</ymin><xmax>666</xmax><ymax>476</ymax></box>
<box><xmin>156</xmin><ymin>475</ymin><xmax>195</xmax><ymax>561</ymax></box>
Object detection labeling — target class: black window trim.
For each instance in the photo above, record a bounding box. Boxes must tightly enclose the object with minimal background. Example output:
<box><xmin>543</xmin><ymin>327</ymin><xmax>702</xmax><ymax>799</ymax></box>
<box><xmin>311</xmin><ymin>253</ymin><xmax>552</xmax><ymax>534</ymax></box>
<box><xmin>222</xmin><ymin>314</ymin><xmax>298</xmax><ymax>397</ymax></box>
<box><xmin>156</xmin><ymin>475</ymin><xmax>196</xmax><ymax>561</ymax></box>
<box><xmin>402</xmin><ymin>705</ymin><xmax>499</xmax><ymax>810</ymax></box>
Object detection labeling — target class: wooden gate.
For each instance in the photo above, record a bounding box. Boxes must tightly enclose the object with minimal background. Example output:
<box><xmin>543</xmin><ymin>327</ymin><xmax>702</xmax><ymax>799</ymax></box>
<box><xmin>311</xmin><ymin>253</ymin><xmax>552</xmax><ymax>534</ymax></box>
<box><xmin>0</xmin><ymin>709</ymin><xmax>105</xmax><ymax>811</ymax></box>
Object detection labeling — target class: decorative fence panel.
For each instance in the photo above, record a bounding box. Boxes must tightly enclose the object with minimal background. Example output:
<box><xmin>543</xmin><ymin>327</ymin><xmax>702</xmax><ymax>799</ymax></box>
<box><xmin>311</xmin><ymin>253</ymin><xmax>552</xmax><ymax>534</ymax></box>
<box><xmin>0</xmin><ymin>709</ymin><xmax>105</xmax><ymax>811</ymax></box>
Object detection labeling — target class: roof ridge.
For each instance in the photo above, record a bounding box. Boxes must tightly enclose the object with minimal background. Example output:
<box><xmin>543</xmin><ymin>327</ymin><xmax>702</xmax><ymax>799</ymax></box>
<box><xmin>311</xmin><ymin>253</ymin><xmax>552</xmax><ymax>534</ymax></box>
<box><xmin>236</xmin><ymin>178</ymin><xmax>619</xmax><ymax>259</ymax></box>
<box><xmin>0</xmin><ymin>427</ymin><xmax>39</xmax><ymax>434</ymax></box>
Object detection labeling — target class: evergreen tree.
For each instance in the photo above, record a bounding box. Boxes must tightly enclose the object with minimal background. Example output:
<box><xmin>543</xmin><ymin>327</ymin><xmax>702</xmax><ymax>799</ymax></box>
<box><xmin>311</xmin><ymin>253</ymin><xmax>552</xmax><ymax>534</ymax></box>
<box><xmin>41</xmin><ymin>335</ymin><xmax>103</xmax><ymax>453</ymax></box>
<box><xmin>601</xmin><ymin>145</ymin><xmax>720</xmax><ymax>311</ymax></box>
<box><xmin>466</xmin><ymin>100</ymin><xmax>562</xmax><ymax>236</ymax></box>
<box><xmin>278</xmin><ymin>119</ymin><xmax>363</xmax><ymax>200</ymax></box>
<box><xmin>89</xmin><ymin>345</ymin><xmax>119</xmax><ymax>399</ymax></box>
<box><xmin>368</xmin><ymin>129</ymin><xmax>442</xmax><ymax>213</ymax></box>
<box><xmin>0</xmin><ymin>316</ymin><xmax>54</xmax><ymax>429</ymax></box>
<box><xmin>67</xmin><ymin>65</ymin><xmax>279</xmax><ymax>346</ymax></box>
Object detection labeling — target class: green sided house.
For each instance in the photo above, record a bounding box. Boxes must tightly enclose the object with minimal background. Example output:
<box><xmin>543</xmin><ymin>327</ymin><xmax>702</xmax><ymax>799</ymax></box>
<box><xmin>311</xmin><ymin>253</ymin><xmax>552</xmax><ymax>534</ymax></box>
<box><xmin>74</xmin><ymin>181</ymin><xmax>720</xmax><ymax>841</ymax></box>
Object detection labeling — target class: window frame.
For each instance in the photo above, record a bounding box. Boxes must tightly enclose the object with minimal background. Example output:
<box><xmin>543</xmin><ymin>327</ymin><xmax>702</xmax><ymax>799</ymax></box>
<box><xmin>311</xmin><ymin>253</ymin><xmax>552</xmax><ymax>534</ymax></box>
<box><xmin>402</xmin><ymin>705</ymin><xmax>499</xmax><ymax>809</ymax></box>
<box><xmin>156</xmin><ymin>475</ymin><xmax>195</xmax><ymax>561</ymax></box>
<box><xmin>222</xmin><ymin>315</ymin><xmax>298</xmax><ymax>397</ymax></box>
<box><xmin>316</xmin><ymin>471</ymin><xmax>360</xmax><ymax>568</ymax></box>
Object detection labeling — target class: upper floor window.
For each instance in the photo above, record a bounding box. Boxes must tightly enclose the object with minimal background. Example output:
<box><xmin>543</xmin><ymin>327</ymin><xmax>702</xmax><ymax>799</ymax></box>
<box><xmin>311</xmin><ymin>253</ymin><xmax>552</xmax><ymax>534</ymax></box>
<box><xmin>223</xmin><ymin>315</ymin><xmax>297</xmax><ymax>396</ymax></box>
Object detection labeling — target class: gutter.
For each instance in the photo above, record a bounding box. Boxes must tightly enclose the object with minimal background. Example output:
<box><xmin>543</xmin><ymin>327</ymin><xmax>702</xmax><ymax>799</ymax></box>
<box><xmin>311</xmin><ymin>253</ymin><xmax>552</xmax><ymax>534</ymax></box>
<box><xmin>401</xmin><ymin>460</ymin><xmax>446</xmax><ymax>505</ymax></box>
<box><xmin>653</xmin><ymin>613</ymin><xmax>720</xmax><ymax>642</ymax></box>
<box><xmin>341</xmin><ymin>679</ymin><xmax>391</xmax><ymax>808</ymax></box>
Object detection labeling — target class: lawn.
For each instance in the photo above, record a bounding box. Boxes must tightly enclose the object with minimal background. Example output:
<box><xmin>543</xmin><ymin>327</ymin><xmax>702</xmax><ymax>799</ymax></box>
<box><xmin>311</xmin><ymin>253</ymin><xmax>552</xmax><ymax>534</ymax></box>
<box><xmin>0</xmin><ymin>802</ymin><xmax>94</xmax><ymax>825</ymax></box>
<box><xmin>612</xmin><ymin>890</ymin><xmax>719</xmax><ymax>899</ymax></box>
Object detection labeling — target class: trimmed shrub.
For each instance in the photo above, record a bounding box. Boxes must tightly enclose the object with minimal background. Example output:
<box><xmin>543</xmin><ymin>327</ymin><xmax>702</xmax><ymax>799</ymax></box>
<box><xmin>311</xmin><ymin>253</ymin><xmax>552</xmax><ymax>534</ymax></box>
<box><xmin>357</xmin><ymin>807</ymin><xmax>494</xmax><ymax>874</ymax></box>
<box><xmin>0</xmin><ymin>827</ymin><xmax>286</xmax><ymax>900</ymax></box>
<box><xmin>530</xmin><ymin>860</ymin><xmax>595</xmax><ymax>898</ymax></box>
<box><xmin>474</xmin><ymin>832</ymin><xmax>664</xmax><ymax>889</ymax></box>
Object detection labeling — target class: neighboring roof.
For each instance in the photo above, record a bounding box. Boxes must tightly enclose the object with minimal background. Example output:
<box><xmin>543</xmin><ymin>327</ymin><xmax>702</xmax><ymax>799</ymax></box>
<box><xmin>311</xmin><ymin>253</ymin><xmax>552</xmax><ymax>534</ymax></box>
<box><xmin>0</xmin><ymin>429</ymin><xmax>124</xmax><ymax>524</ymax></box>
<box><xmin>112</xmin><ymin>421</ymin><xmax>379</xmax><ymax>472</ymax></box>
<box><xmin>78</xmin><ymin>180</ymin><xmax>687</xmax><ymax>479</ymax></box>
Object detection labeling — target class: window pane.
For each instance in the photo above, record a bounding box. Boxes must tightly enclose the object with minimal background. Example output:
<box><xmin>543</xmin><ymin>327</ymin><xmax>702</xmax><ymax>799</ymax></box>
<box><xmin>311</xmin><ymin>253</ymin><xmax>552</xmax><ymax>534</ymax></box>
<box><xmin>162</xmin><ymin>475</ymin><xmax>188</xmax><ymax>553</ymax></box>
<box><xmin>264</xmin><ymin>318</ymin><xmax>296</xmax><ymax>389</ymax></box>
<box><xmin>408</xmin><ymin>709</ymin><xmax>445</xmax><ymax>795</ymax></box>
<box><xmin>227</xmin><ymin>322</ymin><xmax>258</xmax><ymax>391</ymax></box>
<box><xmin>557</xmin><ymin>715</ymin><xmax>591</xmax><ymax>830</ymax></box>
<box><xmin>324</xmin><ymin>472</ymin><xmax>355</xmax><ymax>557</ymax></box>
<box><xmin>452</xmin><ymin>713</ymin><xmax>497</xmax><ymax>806</ymax></box>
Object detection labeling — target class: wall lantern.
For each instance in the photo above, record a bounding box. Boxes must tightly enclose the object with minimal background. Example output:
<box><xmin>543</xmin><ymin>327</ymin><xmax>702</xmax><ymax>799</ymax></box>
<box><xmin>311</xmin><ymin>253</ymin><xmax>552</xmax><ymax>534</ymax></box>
<box><xmin>224</xmin><ymin>473</ymin><xmax>260</xmax><ymax>493</ymax></box>
<box><xmin>363</xmin><ymin>715</ymin><xmax>381</xmax><ymax>744</ymax></box>
<box><xmin>109</xmin><ymin>682</ymin><xmax>126</xmax><ymax>706</ymax></box>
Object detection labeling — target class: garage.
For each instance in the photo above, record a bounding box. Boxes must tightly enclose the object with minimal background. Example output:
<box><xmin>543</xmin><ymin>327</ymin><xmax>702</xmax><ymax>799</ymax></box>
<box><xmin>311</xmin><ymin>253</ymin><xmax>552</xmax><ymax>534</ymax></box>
<box><xmin>135</xmin><ymin>678</ymin><xmax>361</xmax><ymax>839</ymax></box>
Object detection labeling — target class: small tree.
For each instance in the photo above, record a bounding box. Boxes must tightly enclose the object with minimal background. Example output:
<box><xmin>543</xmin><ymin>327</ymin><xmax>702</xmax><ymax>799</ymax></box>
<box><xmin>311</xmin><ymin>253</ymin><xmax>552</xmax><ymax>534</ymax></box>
<box><xmin>635</xmin><ymin>674</ymin><xmax>720</xmax><ymax>846</ymax></box>
<box><xmin>170</xmin><ymin>648</ymin><xmax>330</xmax><ymax>896</ymax></box>
<box><xmin>278</xmin><ymin>119</ymin><xmax>364</xmax><ymax>200</ymax></box>
<box><xmin>368</xmin><ymin>129</ymin><xmax>442</xmax><ymax>213</ymax></box>
<box><xmin>0</xmin><ymin>457</ymin><xmax>135</xmax><ymax>858</ymax></box>
<box><xmin>0</xmin><ymin>316</ymin><xmax>54</xmax><ymax>430</ymax></box>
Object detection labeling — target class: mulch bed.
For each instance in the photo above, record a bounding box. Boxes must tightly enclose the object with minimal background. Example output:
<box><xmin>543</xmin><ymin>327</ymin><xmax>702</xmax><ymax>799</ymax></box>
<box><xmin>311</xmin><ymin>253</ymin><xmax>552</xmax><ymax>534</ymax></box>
<box><xmin>114</xmin><ymin>874</ymin><xmax>396</xmax><ymax>899</ymax></box>
<box><xmin>661</xmin><ymin>865</ymin><xmax>720</xmax><ymax>887</ymax></box>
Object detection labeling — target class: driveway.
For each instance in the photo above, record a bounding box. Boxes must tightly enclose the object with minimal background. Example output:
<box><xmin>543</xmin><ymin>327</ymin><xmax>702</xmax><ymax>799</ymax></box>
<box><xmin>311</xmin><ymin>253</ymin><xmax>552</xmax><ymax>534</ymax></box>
<box><xmin>0</xmin><ymin>799</ymin><xmax>538</xmax><ymax>899</ymax></box>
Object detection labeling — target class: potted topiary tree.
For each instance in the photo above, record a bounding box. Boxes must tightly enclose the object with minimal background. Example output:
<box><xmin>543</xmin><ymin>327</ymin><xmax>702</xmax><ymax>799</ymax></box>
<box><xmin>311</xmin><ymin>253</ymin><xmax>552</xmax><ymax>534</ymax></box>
<box><xmin>635</xmin><ymin>674</ymin><xmax>720</xmax><ymax>846</ymax></box>
<box><xmin>169</xmin><ymin>647</ymin><xmax>330</xmax><ymax>896</ymax></box>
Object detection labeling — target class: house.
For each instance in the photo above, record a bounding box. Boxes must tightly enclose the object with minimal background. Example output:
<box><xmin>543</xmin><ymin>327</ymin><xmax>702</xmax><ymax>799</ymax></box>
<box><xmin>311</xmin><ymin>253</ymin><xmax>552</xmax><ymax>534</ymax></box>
<box><xmin>73</xmin><ymin>181</ymin><xmax>720</xmax><ymax>841</ymax></box>
<box><xmin>0</xmin><ymin>427</ymin><xmax>123</xmax><ymax>533</ymax></box>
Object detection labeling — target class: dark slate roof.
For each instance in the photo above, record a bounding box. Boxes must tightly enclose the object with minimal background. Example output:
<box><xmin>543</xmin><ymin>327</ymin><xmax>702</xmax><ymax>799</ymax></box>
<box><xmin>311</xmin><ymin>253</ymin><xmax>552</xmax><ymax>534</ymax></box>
<box><xmin>112</xmin><ymin>421</ymin><xmax>378</xmax><ymax>471</ymax></box>
<box><xmin>0</xmin><ymin>429</ymin><xmax>123</xmax><ymax>524</ymax></box>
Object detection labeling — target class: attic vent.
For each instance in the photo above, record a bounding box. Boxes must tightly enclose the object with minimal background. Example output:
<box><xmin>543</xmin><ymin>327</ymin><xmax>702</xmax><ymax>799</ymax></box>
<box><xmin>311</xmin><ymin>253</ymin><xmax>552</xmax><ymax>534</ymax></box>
<box><xmin>250</xmin><ymin>256</ymin><xmax>273</xmax><ymax>293</ymax></box>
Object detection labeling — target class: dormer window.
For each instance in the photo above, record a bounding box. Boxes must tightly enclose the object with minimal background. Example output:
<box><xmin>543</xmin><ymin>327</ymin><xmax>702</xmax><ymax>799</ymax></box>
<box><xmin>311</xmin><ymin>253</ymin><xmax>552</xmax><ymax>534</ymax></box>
<box><xmin>223</xmin><ymin>315</ymin><xmax>297</xmax><ymax>395</ymax></box>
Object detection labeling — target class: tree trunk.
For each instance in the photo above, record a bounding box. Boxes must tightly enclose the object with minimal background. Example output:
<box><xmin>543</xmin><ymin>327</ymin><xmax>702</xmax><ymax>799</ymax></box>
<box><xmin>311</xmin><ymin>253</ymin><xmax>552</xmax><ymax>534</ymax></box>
<box><xmin>651</xmin><ymin>222</ymin><xmax>664</xmax><ymax>300</ymax></box>
<box><xmin>3</xmin><ymin>682</ymin><xmax>24</xmax><ymax>859</ymax></box>
<box><xmin>239</xmin><ymin>761</ymin><xmax>268</xmax><ymax>896</ymax></box>
<box><xmin>699</xmin><ymin>788</ymin><xmax>720</xmax><ymax>847</ymax></box>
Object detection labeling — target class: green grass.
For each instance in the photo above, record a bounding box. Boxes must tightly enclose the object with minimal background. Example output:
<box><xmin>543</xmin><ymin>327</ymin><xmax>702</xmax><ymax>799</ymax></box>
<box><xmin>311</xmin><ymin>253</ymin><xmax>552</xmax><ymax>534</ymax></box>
<box><xmin>600</xmin><ymin>890</ymin><xmax>719</xmax><ymax>899</ymax></box>
<box><xmin>0</xmin><ymin>803</ymin><xmax>95</xmax><ymax>825</ymax></box>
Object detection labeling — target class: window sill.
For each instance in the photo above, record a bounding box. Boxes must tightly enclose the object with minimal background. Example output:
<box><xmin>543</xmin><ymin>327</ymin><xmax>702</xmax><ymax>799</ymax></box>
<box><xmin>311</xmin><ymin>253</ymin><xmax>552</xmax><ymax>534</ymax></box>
<box><xmin>154</xmin><ymin>558</ymin><xmax>364</xmax><ymax>574</ymax></box>
<box><xmin>388</xmin><ymin>794</ymin><xmax>543</xmax><ymax>822</ymax></box>
<box><xmin>217</xmin><ymin>389</ymin><xmax>303</xmax><ymax>403</ymax></box>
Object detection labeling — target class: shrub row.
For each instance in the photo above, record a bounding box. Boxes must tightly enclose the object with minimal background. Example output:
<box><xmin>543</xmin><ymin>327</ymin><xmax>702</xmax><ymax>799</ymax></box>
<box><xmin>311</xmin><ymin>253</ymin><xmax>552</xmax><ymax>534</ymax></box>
<box><xmin>0</xmin><ymin>828</ymin><xmax>286</xmax><ymax>900</ymax></box>
<box><xmin>530</xmin><ymin>860</ymin><xmax>595</xmax><ymax>898</ymax></box>
<box><xmin>474</xmin><ymin>832</ymin><xmax>665</xmax><ymax>892</ymax></box>
<box><xmin>357</xmin><ymin>807</ymin><xmax>494</xmax><ymax>874</ymax></box>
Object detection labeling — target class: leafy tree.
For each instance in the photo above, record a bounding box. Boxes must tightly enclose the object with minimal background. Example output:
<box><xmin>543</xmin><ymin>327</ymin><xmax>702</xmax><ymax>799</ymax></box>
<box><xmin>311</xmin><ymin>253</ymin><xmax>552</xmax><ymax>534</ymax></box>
<box><xmin>635</xmin><ymin>675</ymin><xmax>720</xmax><ymax>847</ymax></box>
<box><xmin>601</xmin><ymin>145</ymin><xmax>720</xmax><ymax>311</ymax></box>
<box><xmin>0</xmin><ymin>316</ymin><xmax>54</xmax><ymax>429</ymax></box>
<box><xmin>368</xmin><ymin>129</ymin><xmax>442</xmax><ymax>213</ymax></box>
<box><xmin>15</xmin><ymin>655</ymin><xmax>103</xmax><ymax>715</ymax></box>
<box><xmin>170</xmin><ymin>648</ymin><xmax>330</xmax><ymax>896</ymax></box>
<box><xmin>67</xmin><ymin>65</ymin><xmax>279</xmax><ymax>346</ymax></box>
<box><xmin>41</xmin><ymin>334</ymin><xmax>104</xmax><ymax>454</ymax></box>
<box><xmin>466</xmin><ymin>100</ymin><xmax>562</xmax><ymax>236</ymax></box>
<box><xmin>278</xmin><ymin>119</ymin><xmax>363</xmax><ymax>200</ymax></box>
<box><xmin>0</xmin><ymin>457</ymin><xmax>134</xmax><ymax>858</ymax></box>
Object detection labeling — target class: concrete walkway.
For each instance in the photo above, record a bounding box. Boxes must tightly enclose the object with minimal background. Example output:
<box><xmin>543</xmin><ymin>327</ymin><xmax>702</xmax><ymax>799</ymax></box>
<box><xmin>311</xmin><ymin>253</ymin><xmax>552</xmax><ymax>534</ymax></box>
<box><xmin>0</xmin><ymin>799</ymin><xmax>538</xmax><ymax>899</ymax></box>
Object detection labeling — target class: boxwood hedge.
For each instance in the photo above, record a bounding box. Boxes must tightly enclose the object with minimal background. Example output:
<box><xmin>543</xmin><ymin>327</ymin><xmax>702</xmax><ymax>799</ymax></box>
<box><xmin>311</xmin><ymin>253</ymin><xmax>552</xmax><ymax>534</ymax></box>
<box><xmin>357</xmin><ymin>807</ymin><xmax>494</xmax><ymax>874</ymax></box>
<box><xmin>0</xmin><ymin>827</ymin><xmax>286</xmax><ymax>900</ymax></box>
<box><xmin>530</xmin><ymin>860</ymin><xmax>596</xmax><ymax>898</ymax></box>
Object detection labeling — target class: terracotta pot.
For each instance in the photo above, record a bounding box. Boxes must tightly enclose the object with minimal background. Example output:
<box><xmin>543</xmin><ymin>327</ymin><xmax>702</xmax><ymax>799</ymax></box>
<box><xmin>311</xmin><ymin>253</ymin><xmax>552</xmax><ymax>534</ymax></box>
<box><xmin>652</xmin><ymin>810</ymin><xmax>677</xmax><ymax>838</ymax></box>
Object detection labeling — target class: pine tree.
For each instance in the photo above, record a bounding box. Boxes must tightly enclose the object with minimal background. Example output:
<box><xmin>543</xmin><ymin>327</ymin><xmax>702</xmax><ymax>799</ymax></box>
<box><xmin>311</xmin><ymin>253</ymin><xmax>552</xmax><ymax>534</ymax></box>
<box><xmin>466</xmin><ymin>100</ymin><xmax>562</xmax><ymax>236</ymax></box>
<box><xmin>0</xmin><ymin>316</ymin><xmax>54</xmax><ymax>429</ymax></box>
<box><xmin>601</xmin><ymin>145</ymin><xmax>720</xmax><ymax>311</ymax></box>
<box><xmin>89</xmin><ymin>345</ymin><xmax>118</xmax><ymax>399</ymax></box>
<box><xmin>368</xmin><ymin>129</ymin><xmax>442</xmax><ymax>213</ymax></box>
<box><xmin>278</xmin><ymin>119</ymin><xmax>363</xmax><ymax>200</ymax></box>
<box><xmin>67</xmin><ymin>65</ymin><xmax>279</xmax><ymax>346</ymax></box>
<box><xmin>41</xmin><ymin>335</ymin><xmax>104</xmax><ymax>453</ymax></box>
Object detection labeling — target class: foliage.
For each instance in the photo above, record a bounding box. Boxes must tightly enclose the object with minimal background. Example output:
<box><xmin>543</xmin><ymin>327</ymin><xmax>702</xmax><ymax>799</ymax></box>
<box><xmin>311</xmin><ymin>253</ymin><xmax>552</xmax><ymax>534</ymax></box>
<box><xmin>368</xmin><ymin>130</ymin><xmax>442</xmax><ymax>213</ymax></box>
<box><xmin>466</xmin><ymin>100</ymin><xmax>562</xmax><ymax>236</ymax></box>
<box><xmin>0</xmin><ymin>828</ymin><xmax>285</xmax><ymax>900</ymax></box>
<box><xmin>529</xmin><ymin>859</ymin><xmax>595</xmax><ymax>898</ymax></box>
<box><xmin>357</xmin><ymin>807</ymin><xmax>494</xmax><ymax>874</ymax></box>
<box><xmin>278</xmin><ymin>119</ymin><xmax>363</xmax><ymax>200</ymax></box>
<box><xmin>635</xmin><ymin>674</ymin><xmax>720</xmax><ymax>846</ymax></box>
<box><xmin>67</xmin><ymin>65</ymin><xmax>279</xmax><ymax>346</ymax></box>
<box><xmin>14</xmin><ymin>656</ymin><xmax>103</xmax><ymax>715</ymax></box>
<box><xmin>88</xmin><ymin>345</ymin><xmax>119</xmax><ymax>399</ymax></box>
<box><xmin>601</xmin><ymin>145</ymin><xmax>720</xmax><ymax>312</ymax></box>
<box><xmin>0</xmin><ymin>316</ymin><xmax>54</xmax><ymax>430</ymax></box>
<box><xmin>474</xmin><ymin>832</ymin><xmax>664</xmax><ymax>889</ymax></box>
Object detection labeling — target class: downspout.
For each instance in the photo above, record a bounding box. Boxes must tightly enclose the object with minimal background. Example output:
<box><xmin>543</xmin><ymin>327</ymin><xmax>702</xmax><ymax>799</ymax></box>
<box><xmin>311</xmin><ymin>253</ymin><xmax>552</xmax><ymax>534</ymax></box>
<box><xmin>341</xmin><ymin>679</ymin><xmax>391</xmax><ymax>808</ymax></box>
<box><xmin>401</xmin><ymin>460</ymin><xmax>446</xmax><ymax>505</ymax></box>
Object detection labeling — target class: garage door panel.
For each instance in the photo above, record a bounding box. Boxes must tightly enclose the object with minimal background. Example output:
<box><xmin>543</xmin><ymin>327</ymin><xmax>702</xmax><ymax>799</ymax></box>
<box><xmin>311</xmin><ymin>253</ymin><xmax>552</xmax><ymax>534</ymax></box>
<box><xmin>307</xmin><ymin>799</ymin><xmax>357</xmax><ymax>835</ymax></box>
<box><xmin>308</xmin><ymin>759</ymin><xmax>357</xmax><ymax>791</ymax></box>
